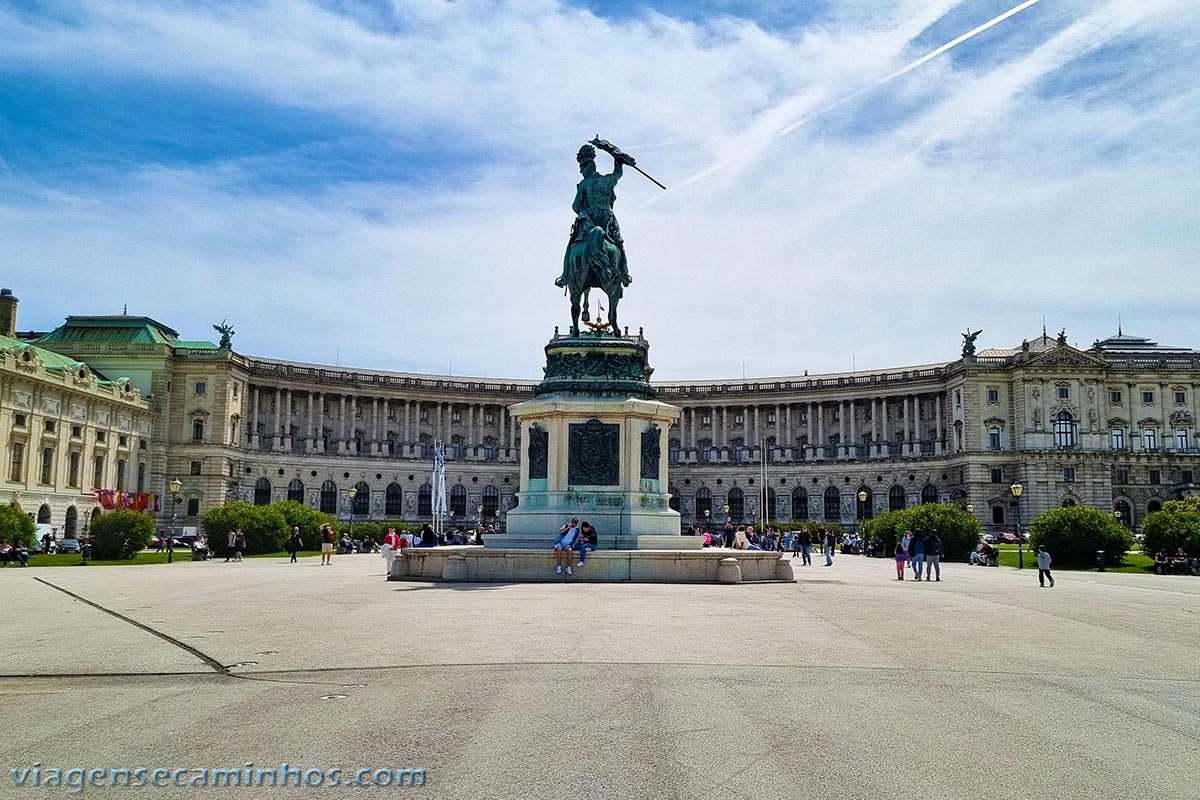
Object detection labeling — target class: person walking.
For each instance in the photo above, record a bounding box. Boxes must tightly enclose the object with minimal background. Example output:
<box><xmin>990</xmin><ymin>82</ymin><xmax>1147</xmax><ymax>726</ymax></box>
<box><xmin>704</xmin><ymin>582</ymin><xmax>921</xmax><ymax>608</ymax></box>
<box><xmin>233</xmin><ymin>529</ymin><xmax>245</xmax><ymax>561</ymax></box>
<box><xmin>909</xmin><ymin>529</ymin><xmax>925</xmax><ymax>580</ymax></box>
<box><xmin>924</xmin><ymin>530</ymin><xmax>943</xmax><ymax>582</ymax></box>
<box><xmin>286</xmin><ymin>527</ymin><xmax>304</xmax><ymax>564</ymax></box>
<box><xmin>723</xmin><ymin>522</ymin><xmax>735</xmax><ymax>549</ymax></box>
<box><xmin>822</xmin><ymin>528</ymin><xmax>834</xmax><ymax>566</ymax></box>
<box><xmin>798</xmin><ymin>527</ymin><xmax>813</xmax><ymax>566</ymax></box>
<box><xmin>790</xmin><ymin>530</ymin><xmax>801</xmax><ymax>559</ymax></box>
<box><xmin>224</xmin><ymin>529</ymin><xmax>237</xmax><ymax>562</ymax></box>
<box><xmin>381</xmin><ymin>527</ymin><xmax>400</xmax><ymax>575</ymax></box>
<box><xmin>894</xmin><ymin>540</ymin><xmax>907</xmax><ymax>580</ymax></box>
<box><xmin>1037</xmin><ymin>545</ymin><xmax>1055</xmax><ymax>587</ymax></box>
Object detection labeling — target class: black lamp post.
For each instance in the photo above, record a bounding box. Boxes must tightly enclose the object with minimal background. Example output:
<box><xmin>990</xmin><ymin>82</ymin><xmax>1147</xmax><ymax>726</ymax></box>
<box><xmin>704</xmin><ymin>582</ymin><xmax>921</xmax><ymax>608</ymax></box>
<box><xmin>857</xmin><ymin>489</ymin><xmax>868</xmax><ymax>532</ymax></box>
<box><xmin>167</xmin><ymin>478</ymin><xmax>182</xmax><ymax>564</ymax></box>
<box><xmin>1010</xmin><ymin>482</ymin><xmax>1024</xmax><ymax>569</ymax></box>
<box><xmin>704</xmin><ymin>508</ymin><xmax>711</xmax><ymax>531</ymax></box>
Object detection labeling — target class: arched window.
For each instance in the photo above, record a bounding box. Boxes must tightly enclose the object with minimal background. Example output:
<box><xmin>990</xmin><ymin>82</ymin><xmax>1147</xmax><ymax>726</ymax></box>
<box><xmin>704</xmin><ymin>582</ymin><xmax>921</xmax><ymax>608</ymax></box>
<box><xmin>287</xmin><ymin>479</ymin><xmax>304</xmax><ymax>503</ymax></box>
<box><xmin>1061</xmin><ymin>498</ymin><xmax>1077</xmax><ymax>507</ymax></box>
<box><xmin>856</xmin><ymin>487</ymin><xmax>873</xmax><ymax>520</ymax></box>
<box><xmin>418</xmin><ymin>484</ymin><xmax>433</xmax><ymax>517</ymax></box>
<box><xmin>1054</xmin><ymin>411</ymin><xmax>1077</xmax><ymax>448</ymax></box>
<box><xmin>889</xmin><ymin>485</ymin><xmax>906</xmax><ymax>512</ymax></box>
<box><xmin>353</xmin><ymin>482</ymin><xmax>370</xmax><ymax>516</ymax></box>
<box><xmin>696</xmin><ymin>487</ymin><xmax>712</xmax><ymax>520</ymax></box>
<box><xmin>254</xmin><ymin>478</ymin><xmax>272</xmax><ymax>506</ymax></box>
<box><xmin>319</xmin><ymin>480</ymin><xmax>337</xmax><ymax>514</ymax></box>
<box><xmin>668</xmin><ymin>486</ymin><xmax>680</xmax><ymax>512</ymax></box>
<box><xmin>37</xmin><ymin>504</ymin><xmax>51</xmax><ymax>524</ymax></box>
<box><xmin>481</xmin><ymin>485</ymin><xmax>499</xmax><ymax>519</ymax></box>
<box><xmin>823</xmin><ymin>487</ymin><xmax>841</xmax><ymax>521</ymax></box>
<box><xmin>727</xmin><ymin>488</ymin><xmax>744</xmax><ymax>522</ymax></box>
<box><xmin>1114</xmin><ymin>499</ymin><xmax>1132</xmax><ymax>527</ymax></box>
<box><xmin>764</xmin><ymin>488</ymin><xmax>777</xmax><ymax>521</ymax></box>
<box><xmin>791</xmin><ymin>487</ymin><xmax>809</xmax><ymax>520</ymax></box>
<box><xmin>385</xmin><ymin>483</ymin><xmax>403</xmax><ymax>516</ymax></box>
<box><xmin>1147</xmin><ymin>499</ymin><xmax>1162</xmax><ymax>514</ymax></box>
<box><xmin>65</xmin><ymin>506</ymin><xmax>78</xmax><ymax>536</ymax></box>
<box><xmin>449</xmin><ymin>484</ymin><xmax>467</xmax><ymax>518</ymax></box>
<box><xmin>921</xmin><ymin>484</ymin><xmax>938</xmax><ymax>504</ymax></box>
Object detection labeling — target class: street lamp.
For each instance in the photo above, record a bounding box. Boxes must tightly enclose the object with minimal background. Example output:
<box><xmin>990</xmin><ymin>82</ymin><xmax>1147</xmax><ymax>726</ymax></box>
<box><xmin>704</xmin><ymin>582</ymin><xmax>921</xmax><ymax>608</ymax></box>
<box><xmin>966</xmin><ymin>503</ymin><xmax>975</xmax><ymax>514</ymax></box>
<box><xmin>857</xmin><ymin>489</ymin><xmax>868</xmax><ymax>532</ymax></box>
<box><xmin>477</xmin><ymin>504</ymin><xmax>484</xmax><ymax>522</ymax></box>
<box><xmin>1010</xmin><ymin>482</ymin><xmax>1024</xmax><ymax>569</ymax></box>
<box><xmin>723</xmin><ymin>503</ymin><xmax>730</xmax><ymax>521</ymax></box>
<box><xmin>703</xmin><ymin>508</ymin><xmax>711</xmax><ymax>531</ymax></box>
<box><xmin>347</xmin><ymin>486</ymin><xmax>357</xmax><ymax>540</ymax></box>
<box><xmin>167</xmin><ymin>478</ymin><xmax>183</xmax><ymax>564</ymax></box>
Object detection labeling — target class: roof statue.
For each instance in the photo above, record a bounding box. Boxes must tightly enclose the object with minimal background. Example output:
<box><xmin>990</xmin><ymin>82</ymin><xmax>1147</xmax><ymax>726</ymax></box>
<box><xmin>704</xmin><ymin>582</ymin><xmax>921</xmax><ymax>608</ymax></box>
<box><xmin>213</xmin><ymin>320</ymin><xmax>235</xmax><ymax>349</ymax></box>
<box><xmin>556</xmin><ymin>137</ymin><xmax>664</xmax><ymax>338</ymax></box>
<box><xmin>961</xmin><ymin>328</ymin><xmax>983</xmax><ymax>357</ymax></box>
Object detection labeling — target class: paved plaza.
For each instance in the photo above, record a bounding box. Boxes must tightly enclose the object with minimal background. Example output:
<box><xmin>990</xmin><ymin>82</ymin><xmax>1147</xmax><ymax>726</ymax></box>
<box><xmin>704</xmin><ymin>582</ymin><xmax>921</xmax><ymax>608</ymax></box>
<box><xmin>2</xmin><ymin>554</ymin><xmax>1198</xmax><ymax>799</ymax></box>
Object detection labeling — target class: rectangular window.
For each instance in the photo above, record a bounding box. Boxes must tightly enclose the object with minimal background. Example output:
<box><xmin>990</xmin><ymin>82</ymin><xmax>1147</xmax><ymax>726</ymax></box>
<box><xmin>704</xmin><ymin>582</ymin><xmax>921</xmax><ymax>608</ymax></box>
<box><xmin>419</xmin><ymin>410</ymin><xmax>429</xmax><ymax>422</ymax></box>
<box><xmin>9</xmin><ymin>443</ymin><xmax>23</xmax><ymax>482</ymax></box>
<box><xmin>485</xmin><ymin>413</ymin><xmax>495</xmax><ymax>426</ymax></box>
<box><xmin>138</xmin><ymin>440</ymin><xmax>146</xmax><ymax>450</ymax></box>
<box><xmin>1057</xmin><ymin>387</ymin><xmax>1070</xmax><ymax>400</ymax></box>
<box><xmin>990</xmin><ymin>468</ymin><xmax>1003</xmax><ymax>483</ymax></box>
<box><xmin>1109</xmin><ymin>390</ymin><xmax>1122</xmax><ymax>404</ymax></box>
<box><xmin>44</xmin><ymin>420</ymin><xmax>56</xmax><ymax>433</ymax></box>
<box><xmin>1115</xmin><ymin>468</ymin><xmax>1129</xmax><ymax>484</ymax></box>
<box><xmin>1175</xmin><ymin>391</ymin><xmax>1186</xmax><ymax>404</ymax></box>
<box><xmin>40</xmin><ymin>448</ymin><xmax>53</xmax><ymax>484</ymax></box>
<box><xmin>1063</xmin><ymin>467</ymin><xmax>1076</xmax><ymax>482</ymax></box>
<box><xmin>1143</xmin><ymin>429</ymin><xmax>1157</xmax><ymax>450</ymax></box>
<box><xmin>1149</xmin><ymin>470</ymin><xmax>1161</xmax><ymax>485</ymax></box>
<box><xmin>93</xmin><ymin>455</ymin><xmax>104</xmax><ymax>488</ymax></box>
<box><xmin>733</xmin><ymin>445</ymin><xmax>745</xmax><ymax>462</ymax></box>
<box><xmin>668</xmin><ymin>446</ymin><xmax>680</xmax><ymax>463</ymax></box>
<box><xmin>195</xmin><ymin>381</ymin><xmax>207</xmax><ymax>395</ymax></box>
<box><xmin>118</xmin><ymin>435</ymin><xmax>127</xmax><ymax>447</ymax></box>
<box><xmin>1110</xmin><ymin>428</ymin><xmax>1125</xmax><ymax>449</ymax></box>
<box><xmin>1182</xmin><ymin>470</ymin><xmax>1194</xmax><ymax>485</ymax></box>
<box><xmin>137</xmin><ymin>462</ymin><xmax>146</xmax><ymax>492</ymax></box>
<box><xmin>14</xmin><ymin>413</ymin><xmax>26</xmax><ymax>427</ymax></box>
<box><xmin>988</xmin><ymin>429</ymin><xmax>1001</xmax><ymax>450</ymax></box>
<box><xmin>701</xmin><ymin>445</ymin><xmax>714</xmax><ymax>462</ymax></box>
<box><xmin>186</xmin><ymin>498</ymin><xmax>200</xmax><ymax>516</ymax></box>
<box><xmin>1176</xmin><ymin>430</ymin><xmax>1188</xmax><ymax>449</ymax></box>
<box><xmin>96</xmin><ymin>430</ymin><xmax>106</xmax><ymax>443</ymax></box>
<box><xmin>766</xmin><ymin>412</ymin><xmax>776</xmax><ymax>425</ymax></box>
<box><xmin>68</xmin><ymin>452</ymin><xmax>80</xmax><ymax>487</ymax></box>
<box><xmin>734</xmin><ymin>414</ymin><xmax>744</xmax><ymax>426</ymax></box>
<box><xmin>1142</xmin><ymin>390</ymin><xmax>1154</xmax><ymax>403</ymax></box>
<box><xmin>991</xmin><ymin>506</ymin><xmax>1005</xmax><ymax>524</ymax></box>
<box><xmin>451</xmin><ymin>411</ymin><xmax>462</xmax><ymax>424</ymax></box>
<box><xmin>986</xmin><ymin>389</ymin><xmax>999</xmax><ymax>403</ymax></box>
<box><xmin>71</xmin><ymin>425</ymin><xmax>82</xmax><ymax>438</ymax></box>
<box><xmin>955</xmin><ymin>390</ymin><xmax>961</xmax><ymax>408</ymax></box>
<box><xmin>701</xmin><ymin>414</ymin><xmax>712</xmax><ymax>426</ymax></box>
<box><xmin>192</xmin><ymin>420</ymin><xmax>204</xmax><ymax>441</ymax></box>
<box><xmin>116</xmin><ymin>459</ymin><xmax>127</xmax><ymax>492</ymax></box>
<box><xmin>190</xmin><ymin>460</ymin><xmax>202</xmax><ymax>476</ymax></box>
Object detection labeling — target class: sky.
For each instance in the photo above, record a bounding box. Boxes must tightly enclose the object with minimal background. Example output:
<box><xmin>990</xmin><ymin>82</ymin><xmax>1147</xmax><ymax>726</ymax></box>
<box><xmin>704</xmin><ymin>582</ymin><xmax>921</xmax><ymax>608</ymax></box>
<box><xmin>0</xmin><ymin>0</ymin><xmax>1197</xmax><ymax>381</ymax></box>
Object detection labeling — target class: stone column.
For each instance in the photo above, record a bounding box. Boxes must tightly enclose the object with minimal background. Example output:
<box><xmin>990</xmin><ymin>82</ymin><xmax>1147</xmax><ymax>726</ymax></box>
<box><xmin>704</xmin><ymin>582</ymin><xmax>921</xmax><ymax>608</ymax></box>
<box><xmin>306</xmin><ymin>392</ymin><xmax>315</xmax><ymax>452</ymax></box>
<box><xmin>404</xmin><ymin>400</ymin><xmax>412</xmax><ymax>455</ymax></box>
<box><xmin>721</xmin><ymin>406</ymin><xmax>729</xmax><ymax>451</ymax></box>
<box><xmin>901</xmin><ymin>395</ymin><xmax>910</xmax><ymax>456</ymax></box>
<box><xmin>337</xmin><ymin>395</ymin><xmax>347</xmax><ymax>453</ymax></box>
<box><xmin>785</xmin><ymin>403</ymin><xmax>793</xmax><ymax>458</ymax></box>
<box><xmin>849</xmin><ymin>399</ymin><xmax>857</xmax><ymax>459</ymax></box>
<box><xmin>936</xmin><ymin>394</ymin><xmax>944</xmax><ymax>455</ymax></box>
<box><xmin>807</xmin><ymin>402</ymin><xmax>815</xmax><ymax>459</ymax></box>
<box><xmin>273</xmin><ymin>388</ymin><xmax>284</xmax><ymax>451</ymax></box>
<box><xmin>881</xmin><ymin>396</ymin><xmax>890</xmax><ymax>455</ymax></box>
<box><xmin>871</xmin><ymin>397</ymin><xmax>879</xmax><ymax>457</ymax></box>
<box><xmin>283</xmin><ymin>389</ymin><xmax>292</xmax><ymax>450</ymax></box>
<box><xmin>314</xmin><ymin>392</ymin><xmax>324</xmax><ymax>452</ymax></box>
<box><xmin>435</xmin><ymin>403</ymin><xmax>442</xmax><ymax>444</ymax></box>
<box><xmin>250</xmin><ymin>386</ymin><xmax>260</xmax><ymax>448</ymax></box>
<box><xmin>837</xmin><ymin>401</ymin><xmax>846</xmax><ymax>459</ymax></box>
<box><xmin>817</xmin><ymin>403</ymin><xmax>825</xmax><ymax>460</ymax></box>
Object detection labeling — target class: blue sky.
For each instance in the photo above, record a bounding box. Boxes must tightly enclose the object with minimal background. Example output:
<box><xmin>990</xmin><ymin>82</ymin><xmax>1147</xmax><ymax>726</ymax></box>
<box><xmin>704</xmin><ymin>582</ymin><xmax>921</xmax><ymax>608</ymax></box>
<box><xmin>1</xmin><ymin>0</ymin><xmax>1197</xmax><ymax>380</ymax></box>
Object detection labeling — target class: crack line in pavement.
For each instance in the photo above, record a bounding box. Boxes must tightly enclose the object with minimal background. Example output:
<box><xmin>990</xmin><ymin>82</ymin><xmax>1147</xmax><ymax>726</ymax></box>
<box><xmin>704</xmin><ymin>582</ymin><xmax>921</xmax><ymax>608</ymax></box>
<box><xmin>32</xmin><ymin>577</ymin><xmax>228</xmax><ymax>674</ymax></box>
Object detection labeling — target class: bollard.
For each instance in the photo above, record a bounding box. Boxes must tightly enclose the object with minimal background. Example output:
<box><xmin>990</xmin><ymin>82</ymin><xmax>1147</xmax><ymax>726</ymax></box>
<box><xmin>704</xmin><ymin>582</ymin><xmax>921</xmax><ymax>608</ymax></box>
<box><xmin>716</xmin><ymin>557</ymin><xmax>742</xmax><ymax>584</ymax></box>
<box><xmin>1096</xmin><ymin>550</ymin><xmax>1106</xmax><ymax>572</ymax></box>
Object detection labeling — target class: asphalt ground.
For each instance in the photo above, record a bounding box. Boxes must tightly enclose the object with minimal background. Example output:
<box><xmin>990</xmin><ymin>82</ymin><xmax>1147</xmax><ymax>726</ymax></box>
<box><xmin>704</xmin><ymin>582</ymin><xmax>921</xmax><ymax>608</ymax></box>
<box><xmin>2</xmin><ymin>552</ymin><xmax>1197</xmax><ymax>799</ymax></box>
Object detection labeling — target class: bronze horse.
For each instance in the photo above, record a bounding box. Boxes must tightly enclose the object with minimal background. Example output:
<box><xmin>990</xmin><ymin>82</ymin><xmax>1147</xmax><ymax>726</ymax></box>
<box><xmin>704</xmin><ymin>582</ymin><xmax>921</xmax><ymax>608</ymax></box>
<box><xmin>564</xmin><ymin>223</ymin><xmax>624</xmax><ymax>338</ymax></box>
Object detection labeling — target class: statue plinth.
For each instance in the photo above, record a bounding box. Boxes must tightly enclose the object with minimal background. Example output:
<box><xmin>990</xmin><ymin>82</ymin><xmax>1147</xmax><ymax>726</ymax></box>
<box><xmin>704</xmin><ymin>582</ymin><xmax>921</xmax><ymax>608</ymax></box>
<box><xmin>495</xmin><ymin>332</ymin><xmax>690</xmax><ymax>550</ymax></box>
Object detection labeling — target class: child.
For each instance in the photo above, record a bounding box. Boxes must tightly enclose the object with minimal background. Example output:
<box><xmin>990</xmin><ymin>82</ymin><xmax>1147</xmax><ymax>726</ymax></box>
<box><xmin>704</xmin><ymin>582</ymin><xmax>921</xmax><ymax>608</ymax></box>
<box><xmin>1037</xmin><ymin>545</ymin><xmax>1054</xmax><ymax>587</ymax></box>
<box><xmin>894</xmin><ymin>540</ymin><xmax>907</xmax><ymax>580</ymax></box>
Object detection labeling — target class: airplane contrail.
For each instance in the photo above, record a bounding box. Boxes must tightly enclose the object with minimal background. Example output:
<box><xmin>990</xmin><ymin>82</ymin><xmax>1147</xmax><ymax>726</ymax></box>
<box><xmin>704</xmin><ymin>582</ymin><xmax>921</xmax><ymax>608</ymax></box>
<box><xmin>671</xmin><ymin>0</ymin><xmax>1048</xmax><ymax>191</ymax></box>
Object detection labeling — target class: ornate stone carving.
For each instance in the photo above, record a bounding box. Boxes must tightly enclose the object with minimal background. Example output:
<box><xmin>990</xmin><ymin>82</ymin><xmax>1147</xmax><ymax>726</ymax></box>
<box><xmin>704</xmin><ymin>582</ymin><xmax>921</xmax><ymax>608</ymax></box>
<box><xmin>569</xmin><ymin>418</ymin><xmax>620</xmax><ymax>485</ymax></box>
<box><xmin>640</xmin><ymin>424</ymin><xmax>661</xmax><ymax>480</ymax></box>
<box><xmin>12</xmin><ymin>389</ymin><xmax>32</xmax><ymax>411</ymax></box>
<box><xmin>1170</xmin><ymin>409</ymin><xmax>1194</xmax><ymax>428</ymax></box>
<box><xmin>527</xmin><ymin>423</ymin><xmax>549</xmax><ymax>479</ymax></box>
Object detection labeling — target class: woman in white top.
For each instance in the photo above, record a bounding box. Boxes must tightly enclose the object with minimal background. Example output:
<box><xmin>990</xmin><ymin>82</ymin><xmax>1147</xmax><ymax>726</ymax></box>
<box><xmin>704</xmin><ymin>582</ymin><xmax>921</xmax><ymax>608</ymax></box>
<box><xmin>734</xmin><ymin>525</ymin><xmax>749</xmax><ymax>550</ymax></box>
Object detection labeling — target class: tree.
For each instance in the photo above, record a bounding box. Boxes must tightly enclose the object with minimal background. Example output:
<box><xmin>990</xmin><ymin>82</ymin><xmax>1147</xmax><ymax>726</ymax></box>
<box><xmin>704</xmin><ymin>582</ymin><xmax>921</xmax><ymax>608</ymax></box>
<box><xmin>1141</xmin><ymin>497</ymin><xmax>1200</xmax><ymax>557</ymax></box>
<box><xmin>273</xmin><ymin>501</ymin><xmax>335</xmax><ymax>551</ymax></box>
<box><xmin>862</xmin><ymin>504</ymin><xmax>980</xmax><ymax>560</ymax></box>
<box><xmin>89</xmin><ymin>510</ymin><xmax>154</xmax><ymax>559</ymax></box>
<box><xmin>1027</xmin><ymin>506</ymin><xmax>1133</xmax><ymax>567</ymax></box>
<box><xmin>0</xmin><ymin>504</ymin><xmax>36</xmax><ymax>548</ymax></box>
<box><xmin>201</xmin><ymin>502</ymin><xmax>288</xmax><ymax>556</ymax></box>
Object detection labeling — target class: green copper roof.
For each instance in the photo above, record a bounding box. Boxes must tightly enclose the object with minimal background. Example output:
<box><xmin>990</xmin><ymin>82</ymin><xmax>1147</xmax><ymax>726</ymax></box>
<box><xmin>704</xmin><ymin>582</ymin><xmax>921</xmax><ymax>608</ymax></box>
<box><xmin>35</xmin><ymin>315</ymin><xmax>181</xmax><ymax>345</ymax></box>
<box><xmin>0</xmin><ymin>334</ymin><xmax>88</xmax><ymax>371</ymax></box>
<box><xmin>175</xmin><ymin>340</ymin><xmax>219</xmax><ymax>350</ymax></box>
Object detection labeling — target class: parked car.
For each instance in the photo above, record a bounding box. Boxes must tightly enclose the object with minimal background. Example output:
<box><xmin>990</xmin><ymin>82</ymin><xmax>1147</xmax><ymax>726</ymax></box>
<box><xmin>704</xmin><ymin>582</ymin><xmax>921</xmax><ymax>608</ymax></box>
<box><xmin>994</xmin><ymin>532</ymin><xmax>1021</xmax><ymax>545</ymax></box>
<box><xmin>58</xmin><ymin>538</ymin><xmax>82</xmax><ymax>554</ymax></box>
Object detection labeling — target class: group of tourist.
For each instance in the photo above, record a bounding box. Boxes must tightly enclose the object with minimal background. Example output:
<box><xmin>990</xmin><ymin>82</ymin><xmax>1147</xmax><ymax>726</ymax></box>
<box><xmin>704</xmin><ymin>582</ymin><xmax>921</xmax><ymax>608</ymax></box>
<box><xmin>1152</xmin><ymin>549</ymin><xmax>1199</xmax><ymax>576</ymax></box>
<box><xmin>891</xmin><ymin>529</ymin><xmax>946</xmax><ymax>581</ymax></box>
<box><xmin>551</xmin><ymin>517</ymin><xmax>600</xmax><ymax>575</ymax></box>
<box><xmin>0</xmin><ymin>539</ymin><xmax>31</xmax><ymax>566</ymax></box>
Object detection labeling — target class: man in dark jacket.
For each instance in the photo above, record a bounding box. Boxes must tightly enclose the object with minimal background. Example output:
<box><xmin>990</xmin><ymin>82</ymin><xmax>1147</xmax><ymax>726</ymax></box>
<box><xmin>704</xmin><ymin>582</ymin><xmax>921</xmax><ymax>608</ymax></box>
<box><xmin>924</xmin><ymin>530</ymin><xmax>944</xmax><ymax>581</ymax></box>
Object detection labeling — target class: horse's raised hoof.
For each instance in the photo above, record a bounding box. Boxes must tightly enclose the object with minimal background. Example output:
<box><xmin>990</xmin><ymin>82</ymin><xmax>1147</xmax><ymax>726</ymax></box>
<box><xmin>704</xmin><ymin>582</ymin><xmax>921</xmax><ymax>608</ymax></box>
<box><xmin>554</xmin><ymin>277</ymin><xmax>565</xmax><ymax>288</ymax></box>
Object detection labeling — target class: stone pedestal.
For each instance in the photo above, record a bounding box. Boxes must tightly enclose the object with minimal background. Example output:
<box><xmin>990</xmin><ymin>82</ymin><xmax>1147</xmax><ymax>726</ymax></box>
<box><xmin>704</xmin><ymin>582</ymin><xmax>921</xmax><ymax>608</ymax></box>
<box><xmin>494</xmin><ymin>332</ymin><xmax>693</xmax><ymax>551</ymax></box>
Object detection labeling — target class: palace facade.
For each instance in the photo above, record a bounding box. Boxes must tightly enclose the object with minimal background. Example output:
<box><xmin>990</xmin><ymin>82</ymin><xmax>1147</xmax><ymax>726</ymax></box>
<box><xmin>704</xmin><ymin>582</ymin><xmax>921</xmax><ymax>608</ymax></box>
<box><xmin>5</xmin><ymin>286</ymin><xmax>1199</xmax><ymax>538</ymax></box>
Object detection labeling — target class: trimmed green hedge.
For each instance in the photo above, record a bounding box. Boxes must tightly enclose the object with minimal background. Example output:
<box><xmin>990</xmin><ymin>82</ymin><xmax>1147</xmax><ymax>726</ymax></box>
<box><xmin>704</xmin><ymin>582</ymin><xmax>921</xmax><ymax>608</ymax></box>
<box><xmin>1141</xmin><ymin>497</ymin><xmax>1200</xmax><ymax>557</ymax></box>
<box><xmin>862</xmin><ymin>504</ymin><xmax>981</xmax><ymax>561</ymax></box>
<box><xmin>89</xmin><ymin>510</ymin><xmax>154</xmax><ymax>559</ymax></box>
<box><xmin>1027</xmin><ymin>506</ymin><xmax>1133</xmax><ymax>567</ymax></box>
<box><xmin>202</xmin><ymin>503</ymin><xmax>288</xmax><ymax>555</ymax></box>
<box><xmin>0</xmin><ymin>504</ymin><xmax>37</xmax><ymax>548</ymax></box>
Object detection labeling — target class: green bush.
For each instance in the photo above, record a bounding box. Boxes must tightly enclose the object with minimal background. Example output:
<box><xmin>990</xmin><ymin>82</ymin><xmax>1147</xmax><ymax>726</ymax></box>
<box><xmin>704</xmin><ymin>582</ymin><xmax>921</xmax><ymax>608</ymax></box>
<box><xmin>0</xmin><ymin>504</ymin><xmax>37</xmax><ymax>548</ymax></box>
<box><xmin>1141</xmin><ymin>497</ymin><xmax>1200</xmax><ymax>557</ymax></box>
<box><xmin>863</xmin><ymin>504</ymin><xmax>981</xmax><ymax>560</ymax></box>
<box><xmin>1028</xmin><ymin>506</ymin><xmax>1133</xmax><ymax>567</ymax></box>
<box><xmin>273</xmin><ymin>501</ymin><xmax>336</xmax><ymax>551</ymax></box>
<box><xmin>332</xmin><ymin>520</ymin><xmax>406</xmax><ymax>542</ymax></box>
<box><xmin>202</xmin><ymin>502</ymin><xmax>288</xmax><ymax>555</ymax></box>
<box><xmin>88</xmin><ymin>510</ymin><xmax>154</xmax><ymax>559</ymax></box>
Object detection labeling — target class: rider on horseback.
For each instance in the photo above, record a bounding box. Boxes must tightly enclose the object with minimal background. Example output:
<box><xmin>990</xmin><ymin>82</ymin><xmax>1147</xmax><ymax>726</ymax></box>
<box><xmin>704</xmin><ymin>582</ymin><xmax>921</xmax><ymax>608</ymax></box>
<box><xmin>556</xmin><ymin>143</ymin><xmax>633</xmax><ymax>290</ymax></box>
